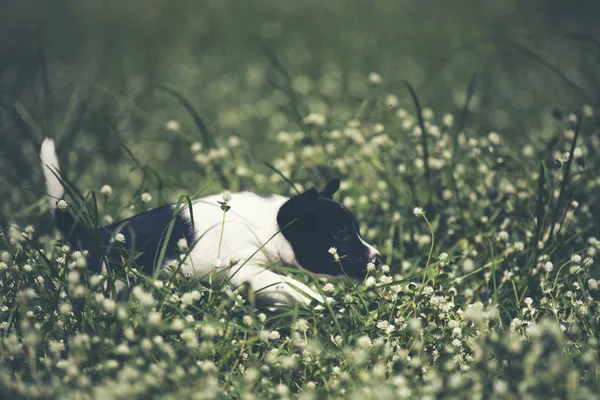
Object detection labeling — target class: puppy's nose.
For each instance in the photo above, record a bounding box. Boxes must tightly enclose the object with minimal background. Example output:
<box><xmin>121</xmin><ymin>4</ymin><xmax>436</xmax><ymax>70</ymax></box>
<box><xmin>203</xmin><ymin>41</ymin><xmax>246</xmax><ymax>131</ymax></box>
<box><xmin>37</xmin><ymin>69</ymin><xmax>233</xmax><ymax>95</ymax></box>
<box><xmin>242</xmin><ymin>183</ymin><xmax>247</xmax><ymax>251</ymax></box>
<box><xmin>373</xmin><ymin>252</ymin><xmax>384</xmax><ymax>266</ymax></box>
<box><xmin>364</xmin><ymin>250</ymin><xmax>381</xmax><ymax>265</ymax></box>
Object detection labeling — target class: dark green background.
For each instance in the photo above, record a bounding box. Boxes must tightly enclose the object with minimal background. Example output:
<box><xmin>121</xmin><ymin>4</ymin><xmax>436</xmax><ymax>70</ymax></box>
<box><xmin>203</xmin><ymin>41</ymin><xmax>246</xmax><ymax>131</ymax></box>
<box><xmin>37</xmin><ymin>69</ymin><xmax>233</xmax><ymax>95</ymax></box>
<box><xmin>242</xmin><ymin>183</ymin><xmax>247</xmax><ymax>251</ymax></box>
<box><xmin>1</xmin><ymin>0</ymin><xmax>599</xmax><ymax>225</ymax></box>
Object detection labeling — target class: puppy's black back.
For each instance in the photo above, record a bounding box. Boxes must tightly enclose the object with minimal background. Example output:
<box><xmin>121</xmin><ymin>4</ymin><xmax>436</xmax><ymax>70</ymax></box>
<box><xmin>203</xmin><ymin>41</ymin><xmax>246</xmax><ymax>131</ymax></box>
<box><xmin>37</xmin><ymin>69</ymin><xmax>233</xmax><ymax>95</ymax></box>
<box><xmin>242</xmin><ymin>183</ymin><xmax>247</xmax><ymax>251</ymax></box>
<box><xmin>58</xmin><ymin>204</ymin><xmax>195</xmax><ymax>275</ymax></box>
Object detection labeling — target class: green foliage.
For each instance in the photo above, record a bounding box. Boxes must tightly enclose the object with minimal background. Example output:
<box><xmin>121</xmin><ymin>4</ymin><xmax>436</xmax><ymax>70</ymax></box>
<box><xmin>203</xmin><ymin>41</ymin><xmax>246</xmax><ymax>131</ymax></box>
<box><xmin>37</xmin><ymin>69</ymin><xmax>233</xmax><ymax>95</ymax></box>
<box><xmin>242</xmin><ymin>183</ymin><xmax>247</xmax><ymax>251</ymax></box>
<box><xmin>1</xmin><ymin>83</ymin><xmax>600</xmax><ymax>397</ymax></box>
<box><xmin>1</xmin><ymin>1</ymin><xmax>600</xmax><ymax>397</ymax></box>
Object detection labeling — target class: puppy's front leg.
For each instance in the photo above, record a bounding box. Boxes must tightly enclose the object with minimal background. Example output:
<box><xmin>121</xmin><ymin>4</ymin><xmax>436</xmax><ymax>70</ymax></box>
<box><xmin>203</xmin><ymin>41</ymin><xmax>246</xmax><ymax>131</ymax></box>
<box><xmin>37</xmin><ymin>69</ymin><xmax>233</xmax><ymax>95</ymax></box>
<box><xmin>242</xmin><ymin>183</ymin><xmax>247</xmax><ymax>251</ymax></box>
<box><xmin>228</xmin><ymin>264</ymin><xmax>323</xmax><ymax>306</ymax></box>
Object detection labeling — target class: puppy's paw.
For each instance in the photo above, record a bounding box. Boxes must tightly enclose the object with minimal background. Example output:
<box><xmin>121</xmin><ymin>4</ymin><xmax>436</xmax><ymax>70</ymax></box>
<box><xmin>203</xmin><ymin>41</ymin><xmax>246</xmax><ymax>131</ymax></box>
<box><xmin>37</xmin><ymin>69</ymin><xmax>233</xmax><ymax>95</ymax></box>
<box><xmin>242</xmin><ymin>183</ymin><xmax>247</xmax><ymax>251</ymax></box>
<box><xmin>282</xmin><ymin>280</ymin><xmax>326</xmax><ymax>305</ymax></box>
<box><xmin>257</xmin><ymin>281</ymin><xmax>322</xmax><ymax>308</ymax></box>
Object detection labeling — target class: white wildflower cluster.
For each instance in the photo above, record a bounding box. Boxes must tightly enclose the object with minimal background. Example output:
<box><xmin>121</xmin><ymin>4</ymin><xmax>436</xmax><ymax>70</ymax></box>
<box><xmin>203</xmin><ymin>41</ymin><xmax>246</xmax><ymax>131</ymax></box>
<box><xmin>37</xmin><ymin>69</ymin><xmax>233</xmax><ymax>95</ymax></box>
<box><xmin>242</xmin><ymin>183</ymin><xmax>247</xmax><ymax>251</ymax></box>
<box><xmin>328</xmin><ymin>247</ymin><xmax>341</xmax><ymax>262</ymax></box>
<box><xmin>303</xmin><ymin>112</ymin><xmax>327</xmax><ymax>127</ymax></box>
<box><xmin>101</xmin><ymin>185</ymin><xmax>113</xmax><ymax>196</ymax></box>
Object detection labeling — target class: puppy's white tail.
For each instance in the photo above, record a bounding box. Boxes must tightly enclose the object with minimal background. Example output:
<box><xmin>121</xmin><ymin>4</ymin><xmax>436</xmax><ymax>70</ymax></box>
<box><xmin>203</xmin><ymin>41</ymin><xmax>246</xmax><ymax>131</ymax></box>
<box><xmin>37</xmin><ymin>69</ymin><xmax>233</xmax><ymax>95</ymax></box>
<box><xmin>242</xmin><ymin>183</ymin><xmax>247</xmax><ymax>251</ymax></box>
<box><xmin>40</xmin><ymin>138</ymin><xmax>64</xmax><ymax>213</ymax></box>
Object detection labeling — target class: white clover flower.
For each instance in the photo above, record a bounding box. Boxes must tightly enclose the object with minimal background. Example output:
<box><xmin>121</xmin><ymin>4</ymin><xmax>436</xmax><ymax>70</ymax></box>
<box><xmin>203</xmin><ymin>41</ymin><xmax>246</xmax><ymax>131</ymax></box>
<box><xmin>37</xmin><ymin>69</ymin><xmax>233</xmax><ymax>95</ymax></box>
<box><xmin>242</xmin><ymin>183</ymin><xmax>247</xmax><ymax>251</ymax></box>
<box><xmin>56</xmin><ymin>200</ymin><xmax>68</xmax><ymax>210</ymax></box>
<box><xmin>557</xmin><ymin>152</ymin><xmax>570</xmax><ymax>165</ymax></box>
<box><xmin>73</xmin><ymin>253</ymin><xmax>87</xmax><ymax>268</ymax></box>
<box><xmin>328</xmin><ymin>247</ymin><xmax>340</xmax><ymax>262</ymax></box>
<box><xmin>303</xmin><ymin>113</ymin><xmax>327</xmax><ymax>127</ymax></box>
<box><xmin>243</xmin><ymin>315</ymin><xmax>253</xmax><ymax>326</ymax></box>
<box><xmin>522</xmin><ymin>145</ymin><xmax>534</xmax><ymax>158</ymax></box>
<box><xmin>115</xmin><ymin>343</ymin><xmax>129</xmax><ymax>355</ymax></box>
<box><xmin>543</xmin><ymin>261</ymin><xmax>554</xmax><ymax>272</ymax></box>
<box><xmin>380</xmin><ymin>275</ymin><xmax>394</xmax><ymax>285</ymax></box>
<box><xmin>413</xmin><ymin>207</ymin><xmax>425</xmax><ymax>217</ymax></box>
<box><xmin>103</xmin><ymin>298</ymin><xmax>116</xmax><ymax>313</ymax></box>
<box><xmin>181</xmin><ymin>329</ymin><xmax>198</xmax><ymax>349</ymax></box>
<box><xmin>373</xmin><ymin>124</ymin><xmax>386</xmax><ymax>135</ymax></box>
<box><xmin>268</xmin><ymin>330</ymin><xmax>281</xmax><ymax>340</ymax></box>
<box><xmin>513</xmin><ymin>242</ymin><xmax>525</xmax><ymax>251</ymax></box>
<box><xmin>565</xmin><ymin>129</ymin><xmax>575</xmax><ymax>139</ymax></box>
<box><xmin>67</xmin><ymin>270</ymin><xmax>80</xmax><ymax>284</ymax></box>
<box><xmin>281</xmin><ymin>355</ymin><xmax>298</xmax><ymax>370</ymax></box>
<box><xmin>330</xmin><ymin>335</ymin><xmax>343</xmax><ymax>347</ymax></box>
<box><xmin>194</xmin><ymin>153</ymin><xmax>209</xmax><ymax>166</ymax></box>
<box><xmin>323</xmin><ymin>283</ymin><xmax>335</xmax><ymax>293</ymax></box>
<box><xmin>582</xmin><ymin>104</ymin><xmax>594</xmax><ymax>117</ymax></box>
<box><xmin>171</xmin><ymin>318</ymin><xmax>185</xmax><ymax>331</ymax></box>
<box><xmin>222</xmin><ymin>191</ymin><xmax>232</xmax><ymax>202</ymax></box>
<box><xmin>202</xmin><ymin>324</ymin><xmax>218</xmax><ymax>338</ymax></box>
<box><xmin>132</xmin><ymin>286</ymin><xmax>155</xmax><ymax>307</ymax></box>
<box><xmin>494</xmin><ymin>380</ymin><xmax>508</xmax><ymax>394</ymax></box>
<box><xmin>190</xmin><ymin>142</ymin><xmax>202</xmax><ymax>153</ymax></box>
<box><xmin>366</xmin><ymin>262</ymin><xmax>376</xmax><ymax>273</ymax></box>
<box><xmin>343</xmin><ymin>197</ymin><xmax>355</xmax><ymax>207</ymax></box>
<box><xmin>114</xmin><ymin>233</ymin><xmax>126</xmax><ymax>244</ymax></box>
<box><xmin>294</xmin><ymin>318</ymin><xmax>308</xmax><ymax>332</ymax></box>
<box><xmin>428</xmin><ymin>157</ymin><xmax>444</xmax><ymax>170</ymax></box>
<box><xmin>524</xmin><ymin>297</ymin><xmax>533</xmax><ymax>307</ymax></box>
<box><xmin>258</xmin><ymin>330</ymin><xmax>270</xmax><ymax>342</ymax></box>
<box><xmin>397</xmin><ymin>109</ymin><xmax>412</xmax><ymax>122</ymax></box>
<box><xmin>88</xmin><ymin>274</ymin><xmax>102</xmax><ymax>287</ymax></box>
<box><xmin>365</xmin><ymin>276</ymin><xmax>376</xmax><ymax>287</ymax></box>
<box><xmin>588</xmin><ymin>279</ymin><xmax>598</xmax><ymax>290</ymax></box>
<box><xmin>100</xmin><ymin>185</ymin><xmax>113</xmax><ymax>197</ymax></box>
<box><xmin>376</xmin><ymin>320</ymin><xmax>390</xmax><ymax>331</ymax></box>
<box><xmin>227</xmin><ymin>136</ymin><xmax>241</xmax><ymax>148</ymax></box>
<box><xmin>368</xmin><ymin>72</ymin><xmax>382</xmax><ymax>85</ymax></box>
<box><xmin>385</xmin><ymin>94</ymin><xmax>399</xmax><ymax>107</ymax></box>
<box><xmin>59</xmin><ymin>302</ymin><xmax>72</xmax><ymax>315</ymax></box>
<box><xmin>140</xmin><ymin>192</ymin><xmax>152</xmax><ymax>204</ymax></box>
<box><xmin>442</xmin><ymin>113</ymin><xmax>455</xmax><ymax>127</ymax></box>
<box><xmin>356</xmin><ymin>335</ymin><xmax>372</xmax><ymax>348</ymax></box>
<box><xmin>165</xmin><ymin>120</ymin><xmax>180</xmax><ymax>132</ymax></box>
<box><xmin>275</xmin><ymin>384</ymin><xmax>289</xmax><ymax>397</ymax></box>
<box><xmin>421</xmin><ymin>107</ymin><xmax>434</xmax><ymax>120</ymax></box>
<box><xmin>488</xmin><ymin>132</ymin><xmax>501</xmax><ymax>145</ymax></box>
<box><xmin>509</xmin><ymin>318</ymin><xmax>523</xmax><ymax>332</ymax></box>
<box><xmin>181</xmin><ymin>290</ymin><xmax>201</xmax><ymax>306</ymax></box>
<box><xmin>177</xmin><ymin>238</ymin><xmax>188</xmax><ymax>252</ymax></box>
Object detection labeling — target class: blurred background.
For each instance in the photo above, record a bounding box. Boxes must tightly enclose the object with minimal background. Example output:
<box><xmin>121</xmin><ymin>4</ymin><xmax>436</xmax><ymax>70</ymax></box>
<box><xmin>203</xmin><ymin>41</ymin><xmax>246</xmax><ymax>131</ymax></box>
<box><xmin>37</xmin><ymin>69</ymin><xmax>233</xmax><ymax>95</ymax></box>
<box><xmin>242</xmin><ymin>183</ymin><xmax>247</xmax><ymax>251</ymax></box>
<box><xmin>1</xmin><ymin>0</ymin><xmax>599</xmax><ymax>228</ymax></box>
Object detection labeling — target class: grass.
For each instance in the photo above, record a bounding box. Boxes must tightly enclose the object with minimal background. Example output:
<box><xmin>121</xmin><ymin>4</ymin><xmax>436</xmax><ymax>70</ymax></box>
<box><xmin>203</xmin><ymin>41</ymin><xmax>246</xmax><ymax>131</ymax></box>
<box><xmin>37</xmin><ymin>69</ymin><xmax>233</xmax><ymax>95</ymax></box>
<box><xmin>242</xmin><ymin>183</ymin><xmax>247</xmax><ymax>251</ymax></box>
<box><xmin>0</xmin><ymin>73</ymin><xmax>599</xmax><ymax>398</ymax></box>
<box><xmin>2</xmin><ymin>5</ymin><xmax>600</xmax><ymax>394</ymax></box>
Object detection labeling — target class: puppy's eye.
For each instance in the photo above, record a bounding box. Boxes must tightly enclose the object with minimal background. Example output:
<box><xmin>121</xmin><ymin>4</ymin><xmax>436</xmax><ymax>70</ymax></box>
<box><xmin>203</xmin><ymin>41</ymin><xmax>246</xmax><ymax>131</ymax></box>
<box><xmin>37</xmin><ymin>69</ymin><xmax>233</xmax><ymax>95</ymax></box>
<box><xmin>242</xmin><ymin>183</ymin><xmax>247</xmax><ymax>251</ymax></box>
<box><xmin>334</xmin><ymin>229</ymin><xmax>349</xmax><ymax>241</ymax></box>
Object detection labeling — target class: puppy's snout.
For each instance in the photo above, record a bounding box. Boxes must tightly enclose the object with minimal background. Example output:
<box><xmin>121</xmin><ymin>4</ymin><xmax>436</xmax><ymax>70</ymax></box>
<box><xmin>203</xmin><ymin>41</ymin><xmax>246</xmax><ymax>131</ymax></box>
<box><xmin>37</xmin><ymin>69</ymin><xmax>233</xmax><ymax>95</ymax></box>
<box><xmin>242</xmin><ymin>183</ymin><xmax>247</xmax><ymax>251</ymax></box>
<box><xmin>361</xmin><ymin>248</ymin><xmax>381</xmax><ymax>265</ymax></box>
<box><xmin>373</xmin><ymin>252</ymin><xmax>384</xmax><ymax>266</ymax></box>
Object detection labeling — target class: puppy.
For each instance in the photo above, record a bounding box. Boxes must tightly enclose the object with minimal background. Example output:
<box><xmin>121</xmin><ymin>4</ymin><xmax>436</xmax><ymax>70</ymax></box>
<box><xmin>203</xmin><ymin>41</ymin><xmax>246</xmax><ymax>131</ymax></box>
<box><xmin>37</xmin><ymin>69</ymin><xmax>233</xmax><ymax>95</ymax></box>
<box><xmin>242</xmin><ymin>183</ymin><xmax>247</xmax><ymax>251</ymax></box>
<box><xmin>40</xmin><ymin>138</ymin><xmax>379</xmax><ymax>306</ymax></box>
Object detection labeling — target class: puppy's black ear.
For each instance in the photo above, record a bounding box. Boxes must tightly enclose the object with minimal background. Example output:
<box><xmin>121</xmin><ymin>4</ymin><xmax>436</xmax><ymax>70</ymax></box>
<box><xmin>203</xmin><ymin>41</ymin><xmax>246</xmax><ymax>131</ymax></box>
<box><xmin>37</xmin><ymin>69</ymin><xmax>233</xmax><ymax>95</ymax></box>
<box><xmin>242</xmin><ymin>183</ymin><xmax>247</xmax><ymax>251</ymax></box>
<box><xmin>277</xmin><ymin>188</ymin><xmax>319</xmax><ymax>235</ymax></box>
<box><xmin>319</xmin><ymin>178</ymin><xmax>340</xmax><ymax>199</ymax></box>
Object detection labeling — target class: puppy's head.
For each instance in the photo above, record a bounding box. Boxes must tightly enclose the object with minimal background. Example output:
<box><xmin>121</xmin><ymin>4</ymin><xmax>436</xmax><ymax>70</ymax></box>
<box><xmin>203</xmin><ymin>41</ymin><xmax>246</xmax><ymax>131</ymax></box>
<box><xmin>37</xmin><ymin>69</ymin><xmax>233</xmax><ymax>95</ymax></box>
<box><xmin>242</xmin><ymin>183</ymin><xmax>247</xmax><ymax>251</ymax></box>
<box><xmin>277</xmin><ymin>178</ymin><xmax>379</xmax><ymax>279</ymax></box>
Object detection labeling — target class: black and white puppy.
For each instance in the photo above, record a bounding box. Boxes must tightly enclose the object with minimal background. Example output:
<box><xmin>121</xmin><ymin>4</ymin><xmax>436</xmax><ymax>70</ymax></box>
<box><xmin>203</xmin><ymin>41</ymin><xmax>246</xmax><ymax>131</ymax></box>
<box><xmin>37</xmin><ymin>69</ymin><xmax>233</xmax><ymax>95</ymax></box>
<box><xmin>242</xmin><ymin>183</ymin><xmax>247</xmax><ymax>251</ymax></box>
<box><xmin>40</xmin><ymin>138</ymin><xmax>379</xmax><ymax>305</ymax></box>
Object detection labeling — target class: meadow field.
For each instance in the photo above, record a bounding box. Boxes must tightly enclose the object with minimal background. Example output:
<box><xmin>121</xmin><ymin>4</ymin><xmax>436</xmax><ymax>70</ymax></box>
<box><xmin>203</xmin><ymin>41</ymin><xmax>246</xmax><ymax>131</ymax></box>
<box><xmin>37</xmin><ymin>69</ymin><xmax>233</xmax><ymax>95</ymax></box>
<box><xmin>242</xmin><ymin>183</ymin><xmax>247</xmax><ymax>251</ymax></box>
<box><xmin>0</xmin><ymin>1</ymin><xmax>599</xmax><ymax>398</ymax></box>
